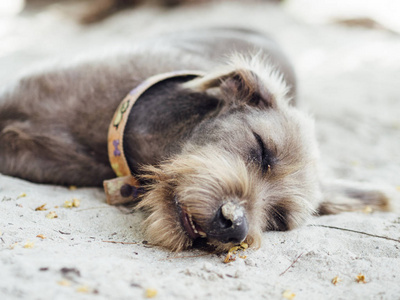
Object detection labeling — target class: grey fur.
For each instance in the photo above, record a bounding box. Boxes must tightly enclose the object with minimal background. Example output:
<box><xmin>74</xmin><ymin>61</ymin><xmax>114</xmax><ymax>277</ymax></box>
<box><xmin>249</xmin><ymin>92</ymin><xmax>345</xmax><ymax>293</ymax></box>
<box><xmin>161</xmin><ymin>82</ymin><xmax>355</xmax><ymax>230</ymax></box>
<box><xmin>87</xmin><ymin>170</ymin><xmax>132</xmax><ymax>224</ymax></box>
<box><xmin>0</xmin><ymin>28</ymin><xmax>294</xmax><ymax>186</ymax></box>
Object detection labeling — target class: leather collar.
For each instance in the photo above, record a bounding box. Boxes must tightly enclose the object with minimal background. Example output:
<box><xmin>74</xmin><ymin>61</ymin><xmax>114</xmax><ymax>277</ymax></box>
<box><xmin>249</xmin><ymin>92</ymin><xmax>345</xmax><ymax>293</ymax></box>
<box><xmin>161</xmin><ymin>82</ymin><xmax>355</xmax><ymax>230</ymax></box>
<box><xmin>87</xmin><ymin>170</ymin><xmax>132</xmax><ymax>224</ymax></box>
<box><xmin>103</xmin><ymin>70</ymin><xmax>205</xmax><ymax>205</ymax></box>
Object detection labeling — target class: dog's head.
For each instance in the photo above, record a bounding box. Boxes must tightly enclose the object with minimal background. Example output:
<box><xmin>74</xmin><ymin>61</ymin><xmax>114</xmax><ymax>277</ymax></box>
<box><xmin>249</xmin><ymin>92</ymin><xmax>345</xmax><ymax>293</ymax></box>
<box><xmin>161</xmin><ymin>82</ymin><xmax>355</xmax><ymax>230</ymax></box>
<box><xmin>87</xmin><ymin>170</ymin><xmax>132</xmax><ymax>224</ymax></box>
<box><xmin>138</xmin><ymin>55</ymin><xmax>321</xmax><ymax>251</ymax></box>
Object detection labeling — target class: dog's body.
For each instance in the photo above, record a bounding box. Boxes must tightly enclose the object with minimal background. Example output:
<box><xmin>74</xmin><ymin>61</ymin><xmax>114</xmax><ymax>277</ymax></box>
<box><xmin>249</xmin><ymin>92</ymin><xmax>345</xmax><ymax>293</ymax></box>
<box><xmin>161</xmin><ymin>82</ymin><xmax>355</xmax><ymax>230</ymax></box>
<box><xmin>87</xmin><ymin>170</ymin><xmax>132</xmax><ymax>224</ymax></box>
<box><xmin>0</xmin><ymin>28</ymin><xmax>390</xmax><ymax>251</ymax></box>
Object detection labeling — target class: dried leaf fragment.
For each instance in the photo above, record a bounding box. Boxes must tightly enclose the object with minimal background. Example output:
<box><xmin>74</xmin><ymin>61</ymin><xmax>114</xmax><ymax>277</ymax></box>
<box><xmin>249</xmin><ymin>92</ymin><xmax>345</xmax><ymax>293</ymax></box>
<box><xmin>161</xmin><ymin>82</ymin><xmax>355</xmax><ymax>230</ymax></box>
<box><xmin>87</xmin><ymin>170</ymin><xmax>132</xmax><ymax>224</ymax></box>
<box><xmin>69</xmin><ymin>186</ymin><xmax>77</xmax><ymax>191</ymax></box>
<box><xmin>35</xmin><ymin>204</ymin><xmax>47</xmax><ymax>211</ymax></box>
<box><xmin>145</xmin><ymin>288</ymin><xmax>158</xmax><ymax>298</ymax></box>
<box><xmin>63</xmin><ymin>200</ymin><xmax>73</xmax><ymax>208</ymax></box>
<box><xmin>23</xmin><ymin>241</ymin><xmax>34</xmax><ymax>248</ymax></box>
<box><xmin>17</xmin><ymin>193</ymin><xmax>27</xmax><ymax>199</ymax></box>
<box><xmin>10</xmin><ymin>242</ymin><xmax>18</xmax><ymax>249</ymax></box>
<box><xmin>46</xmin><ymin>211</ymin><xmax>58</xmax><ymax>219</ymax></box>
<box><xmin>77</xmin><ymin>285</ymin><xmax>89</xmax><ymax>293</ymax></box>
<box><xmin>64</xmin><ymin>198</ymin><xmax>80</xmax><ymax>208</ymax></box>
<box><xmin>223</xmin><ymin>242</ymin><xmax>249</xmax><ymax>263</ymax></box>
<box><xmin>224</xmin><ymin>251</ymin><xmax>236</xmax><ymax>264</ymax></box>
<box><xmin>36</xmin><ymin>234</ymin><xmax>46</xmax><ymax>239</ymax></box>
<box><xmin>332</xmin><ymin>276</ymin><xmax>341</xmax><ymax>285</ymax></box>
<box><xmin>58</xmin><ymin>279</ymin><xmax>71</xmax><ymax>286</ymax></box>
<box><xmin>356</xmin><ymin>273</ymin><xmax>366</xmax><ymax>283</ymax></box>
<box><xmin>282</xmin><ymin>290</ymin><xmax>296</xmax><ymax>299</ymax></box>
<box><xmin>230</xmin><ymin>246</ymin><xmax>240</xmax><ymax>253</ymax></box>
<box><xmin>240</xmin><ymin>242</ymin><xmax>249</xmax><ymax>249</ymax></box>
<box><xmin>72</xmin><ymin>198</ymin><xmax>80</xmax><ymax>207</ymax></box>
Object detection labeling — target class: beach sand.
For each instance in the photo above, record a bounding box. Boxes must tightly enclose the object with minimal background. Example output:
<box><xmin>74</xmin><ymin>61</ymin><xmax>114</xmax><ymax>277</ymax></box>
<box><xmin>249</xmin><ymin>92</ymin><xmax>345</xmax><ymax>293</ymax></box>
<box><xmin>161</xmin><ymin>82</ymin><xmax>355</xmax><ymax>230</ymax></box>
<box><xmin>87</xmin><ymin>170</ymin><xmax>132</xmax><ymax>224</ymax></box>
<box><xmin>1</xmin><ymin>1</ymin><xmax>399</xmax><ymax>299</ymax></box>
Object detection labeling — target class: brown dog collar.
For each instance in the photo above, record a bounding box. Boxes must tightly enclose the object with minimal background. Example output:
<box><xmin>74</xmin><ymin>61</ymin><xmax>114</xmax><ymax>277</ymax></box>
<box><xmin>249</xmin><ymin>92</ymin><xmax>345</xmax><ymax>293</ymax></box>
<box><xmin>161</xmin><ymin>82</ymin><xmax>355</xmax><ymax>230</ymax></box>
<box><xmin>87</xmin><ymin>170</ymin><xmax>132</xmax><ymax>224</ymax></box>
<box><xmin>103</xmin><ymin>70</ymin><xmax>205</xmax><ymax>205</ymax></box>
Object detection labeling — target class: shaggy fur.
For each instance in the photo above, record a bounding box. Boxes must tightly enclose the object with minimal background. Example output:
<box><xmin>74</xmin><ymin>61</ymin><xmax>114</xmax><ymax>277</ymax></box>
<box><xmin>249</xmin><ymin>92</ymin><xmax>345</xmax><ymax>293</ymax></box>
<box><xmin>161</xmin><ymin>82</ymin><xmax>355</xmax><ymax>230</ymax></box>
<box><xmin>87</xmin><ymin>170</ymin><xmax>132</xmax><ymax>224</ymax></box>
<box><xmin>0</xmin><ymin>28</ymin><xmax>390</xmax><ymax>252</ymax></box>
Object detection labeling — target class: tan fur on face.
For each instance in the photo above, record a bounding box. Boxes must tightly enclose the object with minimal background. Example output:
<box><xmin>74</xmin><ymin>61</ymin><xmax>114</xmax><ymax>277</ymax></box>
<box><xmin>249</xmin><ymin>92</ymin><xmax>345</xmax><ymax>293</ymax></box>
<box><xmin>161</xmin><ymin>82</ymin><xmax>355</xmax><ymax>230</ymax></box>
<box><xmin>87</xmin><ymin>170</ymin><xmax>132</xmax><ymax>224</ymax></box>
<box><xmin>138</xmin><ymin>104</ymin><xmax>322</xmax><ymax>252</ymax></box>
<box><xmin>138</xmin><ymin>147</ymin><xmax>265</xmax><ymax>252</ymax></box>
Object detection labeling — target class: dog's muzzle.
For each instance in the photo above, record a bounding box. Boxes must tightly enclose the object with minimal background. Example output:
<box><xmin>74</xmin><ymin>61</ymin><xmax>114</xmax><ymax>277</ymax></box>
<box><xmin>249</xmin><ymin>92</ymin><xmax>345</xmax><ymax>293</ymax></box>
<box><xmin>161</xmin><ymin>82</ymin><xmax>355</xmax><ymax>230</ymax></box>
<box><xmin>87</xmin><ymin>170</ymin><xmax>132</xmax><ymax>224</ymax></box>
<box><xmin>177</xmin><ymin>197</ymin><xmax>249</xmax><ymax>245</ymax></box>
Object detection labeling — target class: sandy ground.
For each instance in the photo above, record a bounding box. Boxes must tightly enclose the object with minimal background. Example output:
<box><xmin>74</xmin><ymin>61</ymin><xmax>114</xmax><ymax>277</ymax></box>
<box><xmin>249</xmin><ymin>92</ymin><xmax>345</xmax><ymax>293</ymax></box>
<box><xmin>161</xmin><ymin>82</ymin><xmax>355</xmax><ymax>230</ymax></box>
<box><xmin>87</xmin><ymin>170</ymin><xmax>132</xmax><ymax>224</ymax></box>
<box><xmin>1</xmin><ymin>1</ymin><xmax>400</xmax><ymax>299</ymax></box>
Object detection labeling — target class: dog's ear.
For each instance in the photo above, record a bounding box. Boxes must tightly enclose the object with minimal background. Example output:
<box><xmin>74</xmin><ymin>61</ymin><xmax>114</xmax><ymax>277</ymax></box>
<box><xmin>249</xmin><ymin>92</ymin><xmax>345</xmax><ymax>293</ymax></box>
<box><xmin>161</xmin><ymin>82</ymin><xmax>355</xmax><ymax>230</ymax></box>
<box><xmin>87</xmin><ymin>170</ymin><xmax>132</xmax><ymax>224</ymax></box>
<box><xmin>317</xmin><ymin>180</ymin><xmax>393</xmax><ymax>215</ymax></box>
<box><xmin>184</xmin><ymin>69</ymin><xmax>280</xmax><ymax>109</ymax></box>
<box><xmin>221</xmin><ymin>70</ymin><xmax>277</xmax><ymax>109</ymax></box>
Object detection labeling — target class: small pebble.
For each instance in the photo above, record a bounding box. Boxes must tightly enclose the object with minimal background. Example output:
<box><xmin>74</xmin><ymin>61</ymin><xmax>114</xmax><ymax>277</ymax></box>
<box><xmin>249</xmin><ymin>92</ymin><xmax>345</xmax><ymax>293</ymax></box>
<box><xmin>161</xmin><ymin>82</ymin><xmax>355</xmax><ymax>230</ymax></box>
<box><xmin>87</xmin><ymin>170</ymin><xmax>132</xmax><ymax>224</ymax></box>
<box><xmin>202</xmin><ymin>263</ymin><xmax>213</xmax><ymax>272</ymax></box>
<box><xmin>236</xmin><ymin>283</ymin><xmax>250</xmax><ymax>291</ymax></box>
<box><xmin>234</xmin><ymin>270</ymin><xmax>242</xmax><ymax>278</ymax></box>
<box><xmin>207</xmin><ymin>274</ymin><xmax>218</xmax><ymax>281</ymax></box>
<box><xmin>245</xmin><ymin>258</ymin><xmax>256</xmax><ymax>267</ymax></box>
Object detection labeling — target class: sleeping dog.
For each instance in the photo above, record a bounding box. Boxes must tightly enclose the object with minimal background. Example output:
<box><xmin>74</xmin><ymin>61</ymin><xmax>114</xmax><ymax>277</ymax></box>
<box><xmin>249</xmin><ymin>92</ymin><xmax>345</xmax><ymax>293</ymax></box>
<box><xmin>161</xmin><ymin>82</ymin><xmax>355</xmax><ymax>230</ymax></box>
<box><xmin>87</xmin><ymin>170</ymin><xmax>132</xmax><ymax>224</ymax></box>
<box><xmin>0</xmin><ymin>28</ymin><xmax>390</xmax><ymax>251</ymax></box>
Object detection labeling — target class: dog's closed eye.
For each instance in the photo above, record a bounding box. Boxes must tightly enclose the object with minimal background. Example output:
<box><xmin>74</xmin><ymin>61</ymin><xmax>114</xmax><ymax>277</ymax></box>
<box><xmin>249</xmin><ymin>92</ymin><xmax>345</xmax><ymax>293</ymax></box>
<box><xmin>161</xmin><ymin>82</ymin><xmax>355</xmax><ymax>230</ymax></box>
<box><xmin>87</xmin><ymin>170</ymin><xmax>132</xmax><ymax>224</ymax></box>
<box><xmin>251</xmin><ymin>132</ymin><xmax>275</xmax><ymax>174</ymax></box>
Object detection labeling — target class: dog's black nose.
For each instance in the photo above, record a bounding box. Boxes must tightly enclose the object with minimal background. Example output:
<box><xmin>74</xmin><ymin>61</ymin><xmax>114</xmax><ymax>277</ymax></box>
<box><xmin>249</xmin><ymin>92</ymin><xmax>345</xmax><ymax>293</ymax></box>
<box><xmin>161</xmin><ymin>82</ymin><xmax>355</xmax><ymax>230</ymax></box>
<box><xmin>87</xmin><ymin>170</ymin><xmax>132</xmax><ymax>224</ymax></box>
<box><xmin>208</xmin><ymin>202</ymin><xmax>248</xmax><ymax>244</ymax></box>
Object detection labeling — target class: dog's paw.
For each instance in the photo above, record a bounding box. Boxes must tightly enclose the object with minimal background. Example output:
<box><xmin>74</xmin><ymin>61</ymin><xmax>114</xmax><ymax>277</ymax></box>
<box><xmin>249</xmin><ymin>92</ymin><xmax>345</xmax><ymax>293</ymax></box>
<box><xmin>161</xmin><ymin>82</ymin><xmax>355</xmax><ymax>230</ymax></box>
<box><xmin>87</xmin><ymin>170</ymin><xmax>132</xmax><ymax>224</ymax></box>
<box><xmin>317</xmin><ymin>180</ymin><xmax>394</xmax><ymax>215</ymax></box>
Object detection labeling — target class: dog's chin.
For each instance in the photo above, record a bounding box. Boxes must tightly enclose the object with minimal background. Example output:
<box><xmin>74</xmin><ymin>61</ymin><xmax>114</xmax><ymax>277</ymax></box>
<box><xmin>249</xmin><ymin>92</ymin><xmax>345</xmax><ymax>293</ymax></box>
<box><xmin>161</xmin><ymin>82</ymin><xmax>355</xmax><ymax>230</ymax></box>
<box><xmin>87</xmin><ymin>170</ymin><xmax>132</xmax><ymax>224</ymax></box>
<box><xmin>175</xmin><ymin>196</ymin><xmax>207</xmax><ymax>240</ymax></box>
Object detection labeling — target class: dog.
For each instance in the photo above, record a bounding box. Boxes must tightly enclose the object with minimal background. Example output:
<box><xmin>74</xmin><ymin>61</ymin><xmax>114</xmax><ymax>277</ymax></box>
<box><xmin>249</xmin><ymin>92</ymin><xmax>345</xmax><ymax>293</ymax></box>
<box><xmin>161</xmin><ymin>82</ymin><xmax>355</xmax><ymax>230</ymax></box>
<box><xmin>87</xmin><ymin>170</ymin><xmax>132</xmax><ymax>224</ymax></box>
<box><xmin>0</xmin><ymin>28</ymin><xmax>390</xmax><ymax>252</ymax></box>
